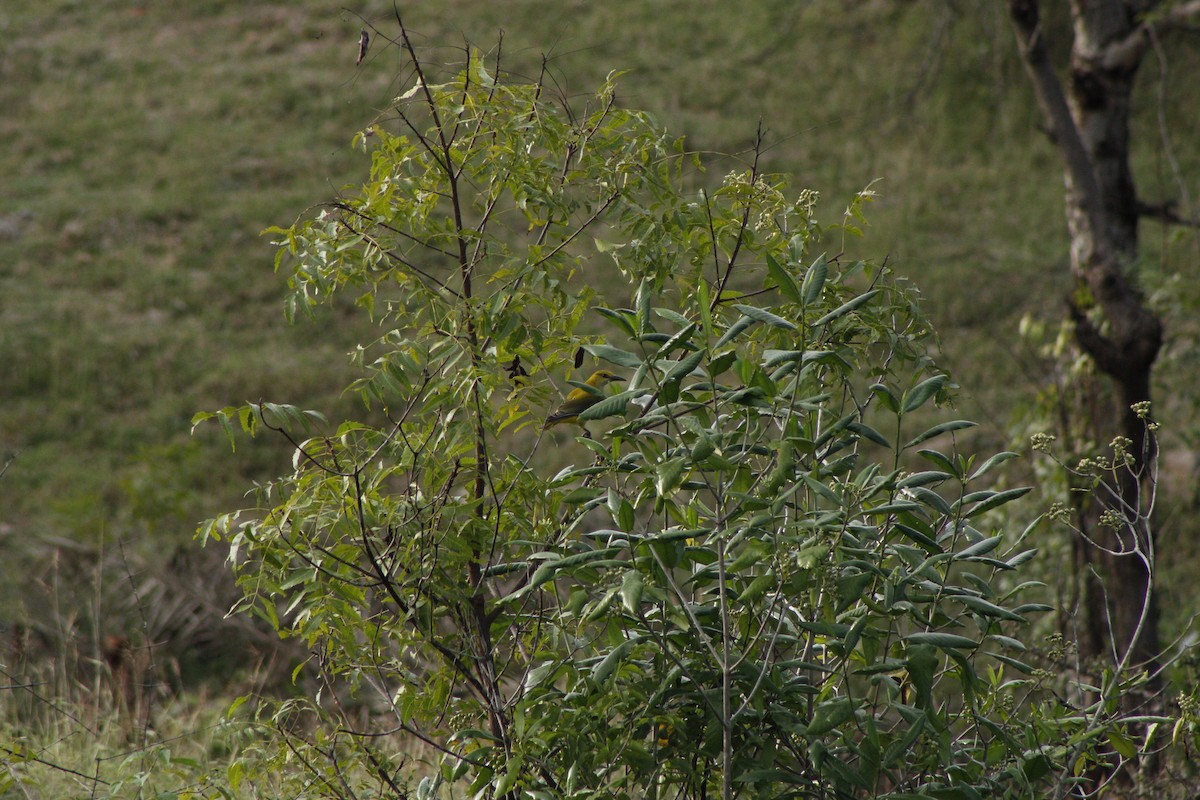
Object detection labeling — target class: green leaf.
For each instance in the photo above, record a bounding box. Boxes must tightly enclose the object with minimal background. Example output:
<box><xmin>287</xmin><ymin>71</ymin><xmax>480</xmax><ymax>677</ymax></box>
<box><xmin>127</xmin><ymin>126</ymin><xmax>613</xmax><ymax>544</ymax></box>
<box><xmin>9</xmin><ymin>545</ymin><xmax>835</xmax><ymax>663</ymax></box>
<box><xmin>591</xmin><ymin>637</ymin><xmax>643</xmax><ymax>685</ymax></box>
<box><xmin>690</xmin><ymin>434</ymin><xmax>716</xmax><ymax>463</ymax></box>
<box><xmin>908</xmin><ymin>487</ymin><xmax>951</xmax><ymax>516</ymax></box>
<box><xmin>968</xmin><ymin>450</ymin><xmax>1020</xmax><ymax>481</ymax></box>
<box><xmin>583</xmin><ymin>589</ymin><xmax>619</xmax><ymax>623</ymax></box>
<box><xmin>635</xmin><ymin>280</ymin><xmax>652</xmax><ymax>335</ymax></box>
<box><xmin>727</xmin><ymin>539</ymin><xmax>768</xmax><ymax>572</ymax></box>
<box><xmin>708</xmin><ymin>349</ymin><xmax>737</xmax><ymax>376</ymax></box>
<box><xmin>595</xmin><ymin>306</ymin><xmax>638</xmax><ymax>338</ymax></box>
<box><xmin>620</xmin><ymin>569</ymin><xmax>644</xmax><ymax>614</ymax></box>
<box><xmin>881</xmin><ymin>717</ymin><xmax>927</xmax><ymax>769</ymax></box>
<box><xmin>577</xmin><ymin>391</ymin><xmax>631</xmax><ymax>423</ymax></box>
<box><xmin>763</xmin><ymin>349</ymin><xmax>805</xmax><ymax>368</ymax></box>
<box><xmin>905</xmin><ymin>420</ymin><xmax>977</xmax><ymax>449</ymax></box>
<box><xmin>738</xmin><ymin>572</ymin><xmax>776</xmax><ymax>604</ymax></box>
<box><xmin>524</xmin><ymin>661</ymin><xmax>559</xmax><ymax>690</ymax></box>
<box><xmin>916</xmin><ymin>448</ymin><xmax>958</xmax><ymax>475</ymax></box>
<box><xmin>904</xmin><ymin>632</ymin><xmax>978</xmax><ymax>650</ymax></box>
<box><xmin>813</xmin><ymin>289</ymin><xmax>879</xmax><ymax>326</ymax></box>
<box><xmin>1006</xmin><ymin>548</ymin><xmax>1038</xmax><ymax>567</ymax></box>
<box><xmin>663</xmin><ymin>348</ymin><xmax>706</xmax><ymax>384</ymax></box>
<box><xmin>990</xmin><ymin>653</ymin><xmax>1036</xmax><ymax>674</ymax></box>
<box><xmin>649</xmin><ymin>526</ymin><xmax>713</xmax><ymax>544</ymax></box>
<box><xmin>902</xmin><ymin>374</ymin><xmax>947</xmax><ymax>413</ymax></box>
<box><xmin>906</xmin><ymin>643</ymin><xmax>937</xmax><ymax>710</ymax></box>
<box><xmin>795</xmin><ymin>544</ymin><xmax>829</xmax><ymax>569</ymax></box>
<box><xmin>896</xmin><ymin>523</ymin><xmax>939</xmax><ymax>550</ymax></box>
<box><xmin>1022</xmin><ymin>753</ymin><xmax>1054</xmax><ymax>782</ymax></box>
<box><xmin>228</xmin><ymin>761</ymin><xmax>245</xmax><ymax>794</ymax></box>
<box><xmin>813</xmin><ymin>411</ymin><xmax>856</xmax><ymax>450</ymax></box>
<box><xmin>617</xmin><ymin>498</ymin><xmax>636</xmax><ymax>532</ymax></box>
<box><xmin>988</xmin><ymin>633</ymin><xmax>1028</xmax><ymax>651</ymax></box>
<box><xmin>1012</xmin><ymin>602</ymin><xmax>1054</xmax><ymax>614</ymax></box>
<box><xmin>863</xmin><ymin>502</ymin><xmax>923</xmax><ymax>517</ymax></box>
<box><xmin>655</xmin><ymin>322</ymin><xmax>698</xmax><ymax>357</ymax></box>
<box><xmin>847</xmin><ymin>421</ymin><xmax>892</xmax><ymax>449</ymax></box>
<box><xmin>193</xmin><ymin>408</ymin><xmax>241</xmax><ymax>451</ymax></box>
<box><xmin>806</xmin><ymin>697</ymin><xmax>856</xmax><ymax>735</ymax></box>
<box><xmin>654</xmin><ymin>307</ymin><xmax>693</xmax><ymax>328</ymax></box>
<box><xmin>582</xmin><ymin>344</ymin><xmax>644</xmax><ymax>369</ymax></box>
<box><xmin>957</xmin><ymin>595</ymin><xmax>1024</xmax><ymax>622</ymax></box>
<box><xmin>963</xmin><ymin>486</ymin><xmax>1031</xmax><ymax>518</ymax></box>
<box><xmin>226</xmin><ymin>694</ymin><xmax>251</xmax><ymax>720</ymax></box>
<box><xmin>897</xmin><ymin>471</ymin><xmax>952</xmax><ymax>489</ymax></box>
<box><xmin>521</xmin><ymin>547</ymin><xmax>623</xmax><ymax>594</ymax></box>
<box><xmin>714</xmin><ymin>314</ymin><xmax>759</xmax><ymax>348</ymax></box>
<box><xmin>660</xmin><ymin>374</ymin><xmax>680</xmax><ymax>405</ymax></box>
<box><xmin>655</xmin><ymin>457</ymin><xmax>687</xmax><ymax>497</ymax></box>
<box><xmin>260</xmin><ymin>401</ymin><xmax>325</xmax><ymax>432</ymax></box>
<box><xmin>766</xmin><ymin>252</ymin><xmax>802</xmax><ymax>303</ymax></box>
<box><xmin>819</xmin><ymin>751</ymin><xmax>872</xmax><ymax>789</ymax></box>
<box><xmin>957</xmin><ymin>536</ymin><xmax>1002</xmax><ymax>559</ymax></box>
<box><xmin>802</xmin><ymin>253</ymin><xmax>828</xmax><ymax>304</ymax></box>
<box><xmin>731</xmin><ymin>303</ymin><xmax>798</xmax><ymax>331</ymax></box>
<box><xmin>870</xmin><ymin>383</ymin><xmax>899</xmax><ymax>414</ymax></box>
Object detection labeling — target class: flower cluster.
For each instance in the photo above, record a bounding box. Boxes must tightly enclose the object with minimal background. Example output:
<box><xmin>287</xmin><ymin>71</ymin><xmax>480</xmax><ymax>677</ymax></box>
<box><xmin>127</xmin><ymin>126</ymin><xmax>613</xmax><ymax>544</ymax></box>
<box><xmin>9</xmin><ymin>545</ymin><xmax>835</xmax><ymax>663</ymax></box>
<box><xmin>1030</xmin><ymin>432</ymin><xmax>1056</xmax><ymax>453</ymax></box>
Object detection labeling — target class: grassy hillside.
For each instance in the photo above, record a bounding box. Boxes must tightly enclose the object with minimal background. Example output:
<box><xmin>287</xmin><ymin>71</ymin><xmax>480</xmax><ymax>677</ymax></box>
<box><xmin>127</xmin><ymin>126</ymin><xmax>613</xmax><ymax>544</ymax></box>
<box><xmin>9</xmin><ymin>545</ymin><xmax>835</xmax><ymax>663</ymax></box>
<box><xmin>3</xmin><ymin>3</ymin><xmax>375</xmax><ymax>536</ymax></box>
<box><xmin>2</xmin><ymin>0</ymin><xmax>1198</xmax><ymax>680</ymax></box>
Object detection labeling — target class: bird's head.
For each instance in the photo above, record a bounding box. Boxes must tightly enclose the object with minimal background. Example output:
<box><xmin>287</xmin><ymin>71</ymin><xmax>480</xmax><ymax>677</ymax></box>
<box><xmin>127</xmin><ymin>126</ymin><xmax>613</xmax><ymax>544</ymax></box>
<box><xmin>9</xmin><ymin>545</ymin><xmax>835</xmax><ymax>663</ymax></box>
<box><xmin>586</xmin><ymin>369</ymin><xmax>624</xmax><ymax>388</ymax></box>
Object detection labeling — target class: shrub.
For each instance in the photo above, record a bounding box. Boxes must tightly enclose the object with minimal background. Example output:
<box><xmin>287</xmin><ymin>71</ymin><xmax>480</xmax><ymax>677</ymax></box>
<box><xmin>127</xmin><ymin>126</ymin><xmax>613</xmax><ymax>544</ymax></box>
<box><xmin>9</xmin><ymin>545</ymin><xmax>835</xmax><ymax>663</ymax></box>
<box><xmin>198</xmin><ymin>27</ymin><xmax>1176</xmax><ymax>800</ymax></box>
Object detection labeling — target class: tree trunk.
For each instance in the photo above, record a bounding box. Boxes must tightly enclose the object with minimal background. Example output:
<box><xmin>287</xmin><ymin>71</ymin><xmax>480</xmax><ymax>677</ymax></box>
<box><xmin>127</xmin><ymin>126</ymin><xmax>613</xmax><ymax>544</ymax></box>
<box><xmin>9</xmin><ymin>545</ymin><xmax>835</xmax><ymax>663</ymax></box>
<box><xmin>1006</xmin><ymin>0</ymin><xmax>1166</xmax><ymax>681</ymax></box>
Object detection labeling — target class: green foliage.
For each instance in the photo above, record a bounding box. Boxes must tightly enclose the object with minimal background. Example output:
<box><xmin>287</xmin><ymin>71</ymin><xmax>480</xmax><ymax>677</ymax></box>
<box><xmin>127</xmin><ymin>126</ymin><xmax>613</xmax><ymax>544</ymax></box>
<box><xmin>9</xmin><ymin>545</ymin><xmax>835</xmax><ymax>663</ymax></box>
<box><xmin>199</xmin><ymin>32</ymin><xmax>1184</xmax><ymax>800</ymax></box>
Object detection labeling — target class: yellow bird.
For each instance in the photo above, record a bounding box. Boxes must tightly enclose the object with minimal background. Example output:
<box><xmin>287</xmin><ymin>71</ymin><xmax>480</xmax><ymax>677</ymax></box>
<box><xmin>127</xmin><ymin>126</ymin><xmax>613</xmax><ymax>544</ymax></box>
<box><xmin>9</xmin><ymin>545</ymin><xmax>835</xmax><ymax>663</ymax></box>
<box><xmin>543</xmin><ymin>370</ymin><xmax>624</xmax><ymax>429</ymax></box>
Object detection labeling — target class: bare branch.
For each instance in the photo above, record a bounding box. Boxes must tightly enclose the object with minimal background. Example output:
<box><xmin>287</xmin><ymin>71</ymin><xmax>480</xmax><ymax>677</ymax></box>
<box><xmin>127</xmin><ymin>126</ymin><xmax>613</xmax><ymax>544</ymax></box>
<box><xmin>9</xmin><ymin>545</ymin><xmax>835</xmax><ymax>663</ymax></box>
<box><xmin>1136</xmin><ymin>200</ymin><xmax>1200</xmax><ymax>228</ymax></box>
<box><xmin>1103</xmin><ymin>0</ymin><xmax>1200</xmax><ymax>69</ymax></box>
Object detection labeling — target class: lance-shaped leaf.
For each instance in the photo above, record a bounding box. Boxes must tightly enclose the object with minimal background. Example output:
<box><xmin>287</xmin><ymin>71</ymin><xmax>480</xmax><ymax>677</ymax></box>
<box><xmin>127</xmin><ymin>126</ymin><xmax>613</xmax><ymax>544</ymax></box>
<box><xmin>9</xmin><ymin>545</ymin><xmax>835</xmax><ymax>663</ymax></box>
<box><xmin>968</xmin><ymin>450</ymin><xmax>1020</xmax><ymax>481</ymax></box>
<box><xmin>959</xmin><ymin>487</ymin><xmax>1031</xmax><ymax>518</ymax></box>
<box><xmin>515</xmin><ymin>546</ymin><xmax>625</xmax><ymax>597</ymax></box>
<box><xmin>582</xmin><ymin>344</ymin><xmax>644</xmax><ymax>369</ymax></box>
<box><xmin>957</xmin><ymin>595</ymin><xmax>1025</xmax><ymax>622</ymax></box>
<box><xmin>635</xmin><ymin>280</ymin><xmax>652</xmax><ymax>335</ymax></box>
<box><xmin>805</xmin><ymin>697</ymin><xmax>856</xmax><ymax>735</ymax></box>
<box><xmin>577</xmin><ymin>391</ymin><xmax>633</xmax><ymax>423</ymax></box>
<box><xmin>905</xmin><ymin>420</ymin><xmax>977</xmax><ymax>450</ymax></box>
<box><xmin>731</xmin><ymin>303</ymin><xmax>798</xmax><ymax>331</ymax></box>
<box><xmin>766</xmin><ymin>252</ymin><xmax>802</xmax><ymax>303</ymax></box>
<box><xmin>802</xmin><ymin>253</ymin><xmax>828</xmax><ymax>304</ymax></box>
<box><xmin>813</xmin><ymin>289</ymin><xmax>879</xmax><ymax>326</ymax></box>
<box><xmin>620</xmin><ymin>569</ymin><xmax>644</xmax><ymax>614</ymax></box>
<box><xmin>902</xmin><ymin>374</ymin><xmax>947</xmax><ymax>413</ymax></box>
<box><xmin>714</xmin><ymin>314</ymin><xmax>759</xmax><ymax>348</ymax></box>
<box><xmin>594</xmin><ymin>307</ymin><xmax>637</xmax><ymax>338</ymax></box>
<box><xmin>654</xmin><ymin>321</ymin><xmax>698</xmax><ymax>358</ymax></box>
<box><xmin>591</xmin><ymin>636</ymin><xmax>647</xmax><ymax>685</ymax></box>
<box><xmin>904</xmin><ymin>631</ymin><xmax>978</xmax><ymax>650</ymax></box>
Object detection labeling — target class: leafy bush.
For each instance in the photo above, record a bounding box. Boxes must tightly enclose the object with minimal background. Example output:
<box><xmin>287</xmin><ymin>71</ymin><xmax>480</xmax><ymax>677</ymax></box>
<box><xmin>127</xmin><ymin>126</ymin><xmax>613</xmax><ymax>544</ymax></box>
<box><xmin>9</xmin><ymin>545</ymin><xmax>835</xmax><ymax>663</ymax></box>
<box><xmin>198</xmin><ymin>28</ymin><xmax>1184</xmax><ymax>800</ymax></box>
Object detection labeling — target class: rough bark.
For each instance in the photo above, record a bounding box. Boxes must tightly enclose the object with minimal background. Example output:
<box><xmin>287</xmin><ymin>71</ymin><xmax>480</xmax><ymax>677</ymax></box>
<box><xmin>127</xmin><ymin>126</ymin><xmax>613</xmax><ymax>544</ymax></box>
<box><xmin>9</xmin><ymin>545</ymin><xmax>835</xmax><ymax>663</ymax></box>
<box><xmin>1005</xmin><ymin>0</ymin><xmax>1172</xmax><ymax>681</ymax></box>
